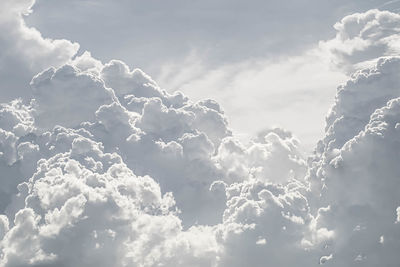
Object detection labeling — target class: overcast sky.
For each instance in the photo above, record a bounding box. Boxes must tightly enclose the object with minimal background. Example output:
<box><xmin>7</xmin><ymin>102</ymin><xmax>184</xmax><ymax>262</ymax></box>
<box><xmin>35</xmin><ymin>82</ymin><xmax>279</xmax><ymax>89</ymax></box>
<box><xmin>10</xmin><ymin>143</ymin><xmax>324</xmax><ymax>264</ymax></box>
<box><xmin>26</xmin><ymin>0</ymin><xmax>400</xmax><ymax>150</ymax></box>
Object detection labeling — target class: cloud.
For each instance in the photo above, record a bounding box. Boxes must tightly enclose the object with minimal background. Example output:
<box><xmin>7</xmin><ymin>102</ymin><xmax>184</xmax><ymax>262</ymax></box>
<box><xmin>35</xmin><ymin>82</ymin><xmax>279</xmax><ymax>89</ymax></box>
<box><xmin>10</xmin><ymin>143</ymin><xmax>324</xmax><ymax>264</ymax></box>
<box><xmin>156</xmin><ymin>48</ymin><xmax>347</xmax><ymax>151</ymax></box>
<box><xmin>0</xmin><ymin>46</ymin><xmax>319</xmax><ymax>265</ymax></box>
<box><xmin>215</xmin><ymin>128</ymin><xmax>307</xmax><ymax>184</ymax></box>
<box><xmin>215</xmin><ymin>179</ymin><xmax>333</xmax><ymax>267</ymax></box>
<box><xmin>307</xmin><ymin>56</ymin><xmax>400</xmax><ymax>266</ymax></box>
<box><xmin>26</xmin><ymin>1</ymin><xmax>400</xmax><ymax>152</ymax></box>
<box><xmin>1</xmin><ymin>5</ymin><xmax>400</xmax><ymax>267</ymax></box>
<box><xmin>0</xmin><ymin>137</ymin><xmax>217</xmax><ymax>267</ymax></box>
<box><xmin>0</xmin><ymin>0</ymin><xmax>79</xmax><ymax>103</ymax></box>
<box><xmin>320</xmin><ymin>56</ymin><xmax>400</xmax><ymax>152</ymax></box>
<box><xmin>0</xmin><ymin>46</ymin><xmax>308</xmax><ymax>233</ymax></box>
<box><xmin>309</xmin><ymin>97</ymin><xmax>400</xmax><ymax>266</ymax></box>
<box><xmin>30</xmin><ymin>64</ymin><xmax>117</xmax><ymax>130</ymax></box>
<box><xmin>321</xmin><ymin>9</ymin><xmax>400</xmax><ymax>72</ymax></box>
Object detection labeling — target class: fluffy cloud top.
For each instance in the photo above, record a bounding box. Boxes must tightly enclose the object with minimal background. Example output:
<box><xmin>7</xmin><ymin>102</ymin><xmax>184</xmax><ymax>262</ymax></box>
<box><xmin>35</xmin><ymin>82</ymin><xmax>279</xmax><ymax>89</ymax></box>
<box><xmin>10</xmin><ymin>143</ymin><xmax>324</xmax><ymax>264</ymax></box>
<box><xmin>323</xmin><ymin>56</ymin><xmax>400</xmax><ymax>152</ymax></box>
<box><xmin>30</xmin><ymin>64</ymin><xmax>116</xmax><ymax>130</ymax></box>
<box><xmin>321</xmin><ymin>9</ymin><xmax>400</xmax><ymax>72</ymax></box>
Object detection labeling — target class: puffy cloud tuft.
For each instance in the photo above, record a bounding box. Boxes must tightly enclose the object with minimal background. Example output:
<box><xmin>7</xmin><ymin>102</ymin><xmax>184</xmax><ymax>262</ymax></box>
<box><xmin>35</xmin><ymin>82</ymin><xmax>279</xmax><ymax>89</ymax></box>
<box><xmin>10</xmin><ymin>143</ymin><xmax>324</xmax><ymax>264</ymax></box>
<box><xmin>321</xmin><ymin>9</ymin><xmax>400</xmax><ymax>72</ymax></box>
<box><xmin>321</xmin><ymin>56</ymin><xmax>400</xmax><ymax>152</ymax></box>
<box><xmin>30</xmin><ymin>64</ymin><xmax>116</xmax><ymax>130</ymax></box>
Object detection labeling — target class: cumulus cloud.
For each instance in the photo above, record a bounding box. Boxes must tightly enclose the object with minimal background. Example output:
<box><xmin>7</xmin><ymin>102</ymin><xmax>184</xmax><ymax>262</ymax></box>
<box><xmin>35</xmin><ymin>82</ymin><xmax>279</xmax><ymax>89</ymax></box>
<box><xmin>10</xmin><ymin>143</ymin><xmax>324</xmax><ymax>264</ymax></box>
<box><xmin>308</xmin><ymin>97</ymin><xmax>400</xmax><ymax>266</ymax></box>
<box><xmin>215</xmin><ymin>128</ymin><xmax>307</xmax><ymax>184</ymax></box>
<box><xmin>322</xmin><ymin>56</ymin><xmax>400</xmax><ymax>152</ymax></box>
<box><xmin>0</xmin><ymin>140</ymin><xmax>217</xmax><ymax>267</ymax></box>
<box><xmin>1</xmin><ymin>4</ymin><xmax>400</xmax><ymax>267</ymax></box>
<box><xmin>307</xmin><ymin>54</ymin><xmax>400</xmax><ymax>266</ymax></box>
<box><xmin>321</xmin><ymin>9</ymin><xmax>400</xmax><ymax>72</ymax></box>
<box><xmin>215</xmin><ymin>179</ymin><xmax>333</xmax><ymax>267</ymax></box>
<box><xmin>0</xmin><ymin>45</ymin><xmax>306</xmax><ymax>231</ymax></box>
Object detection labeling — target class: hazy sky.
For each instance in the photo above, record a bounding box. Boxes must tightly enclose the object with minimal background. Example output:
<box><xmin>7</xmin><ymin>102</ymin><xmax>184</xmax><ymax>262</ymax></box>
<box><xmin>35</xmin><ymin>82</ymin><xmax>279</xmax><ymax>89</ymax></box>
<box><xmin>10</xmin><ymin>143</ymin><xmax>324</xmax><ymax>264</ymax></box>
<box><xmin>26</xmin><ymin>0</ymin><xmax>400</xmax><ymax>150</ymax></box>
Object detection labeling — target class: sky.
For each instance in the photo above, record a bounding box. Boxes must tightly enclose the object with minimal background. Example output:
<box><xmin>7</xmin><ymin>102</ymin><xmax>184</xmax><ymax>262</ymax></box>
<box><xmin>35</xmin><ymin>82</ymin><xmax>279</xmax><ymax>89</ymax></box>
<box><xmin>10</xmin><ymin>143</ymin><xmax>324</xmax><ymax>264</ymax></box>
<box><xmin>1</xmin><ymin>1</ymin><xmax>400</xmax><ymax>266</ymax></box>
<box><xmin>25</xmin><ymin>0</ymin><xmax>400</xmax><ymax>150</ymax></box>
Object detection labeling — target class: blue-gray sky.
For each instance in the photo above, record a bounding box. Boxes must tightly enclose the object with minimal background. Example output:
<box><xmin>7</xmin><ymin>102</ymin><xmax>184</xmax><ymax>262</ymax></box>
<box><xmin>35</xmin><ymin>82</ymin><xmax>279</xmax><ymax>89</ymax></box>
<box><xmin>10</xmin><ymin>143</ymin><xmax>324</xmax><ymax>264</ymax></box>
<box><xmin>27</xmin><ymin>0</ymin><xmax>400</xmax><ymax>68</ymax></box>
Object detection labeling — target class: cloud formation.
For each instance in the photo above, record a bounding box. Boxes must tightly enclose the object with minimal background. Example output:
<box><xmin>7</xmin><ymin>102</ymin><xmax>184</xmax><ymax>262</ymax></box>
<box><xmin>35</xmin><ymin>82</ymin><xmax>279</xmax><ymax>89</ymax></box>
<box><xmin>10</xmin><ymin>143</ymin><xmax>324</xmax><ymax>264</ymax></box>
<box><xmin>308</xmin><ymin>96</ymin><xmax>400</xmax><ymax>266</ymax></box>
<box><xmin>0</xmin><ymin>55</ymin><xmax>314</xmax><ymax>265</ymax></box>
<box><xmin>0</xmin><ymin>3</ymin><xmax>400</xmax><ymax>267</ymax></box>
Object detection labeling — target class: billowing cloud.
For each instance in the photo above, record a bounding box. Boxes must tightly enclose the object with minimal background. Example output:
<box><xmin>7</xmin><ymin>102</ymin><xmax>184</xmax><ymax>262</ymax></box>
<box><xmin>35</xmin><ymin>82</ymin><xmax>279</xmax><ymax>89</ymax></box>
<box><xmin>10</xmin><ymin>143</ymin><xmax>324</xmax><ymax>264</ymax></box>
<box><xmin>307</xmin><ymin>56</ymin><xmax>400</xmax><ymax>266</ymax></box>
<box><xmin>0</xmin><ymin>136</ymin><xmax>218</xmax><ymax>267</ymax></box>
<box><xmin>215</xmin><ymin>128</ymin><xmax>307</xmax><ymax>184</ymax></box>
<box><xmin>0</xmin><ymin>43</ymin><xmax>316</xmax><ymax>266</ymax></box>
<box><xmin>322</xmin><ymin>56</ymin><xmax>400</xmax><ymax>152</ymax></box>
<box><xmin>1</xmin><ymin>4</ymin><xmax>400</xmax><ymax>267</ymax></box>
<box><xmin>30</xmin><ymin>64</ymin><xmax>117</xmax><ymax>130</ymax></box>
<box><xmin>215</xmin><ymin>179</ymin><xmax>333</xmax><ymax>267</ymax></box>
<box><xmin>321</xmin><ymin>9</ymin><xmax>400</xmax><ymax>72</ymax></box>
<box><xmin>308</xmin><ymin>97</ymin><xmax>400</xmax><ymax>266</ymax></box>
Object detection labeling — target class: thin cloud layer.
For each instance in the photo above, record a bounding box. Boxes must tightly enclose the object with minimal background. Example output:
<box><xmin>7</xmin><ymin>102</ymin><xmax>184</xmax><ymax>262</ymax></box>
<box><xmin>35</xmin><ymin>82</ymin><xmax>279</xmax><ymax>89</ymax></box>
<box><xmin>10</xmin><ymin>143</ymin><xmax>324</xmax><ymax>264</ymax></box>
<box><xmin>0</xmin><ymin>3</ymin><xmax>400</xmax><ymax>267</ymax></box>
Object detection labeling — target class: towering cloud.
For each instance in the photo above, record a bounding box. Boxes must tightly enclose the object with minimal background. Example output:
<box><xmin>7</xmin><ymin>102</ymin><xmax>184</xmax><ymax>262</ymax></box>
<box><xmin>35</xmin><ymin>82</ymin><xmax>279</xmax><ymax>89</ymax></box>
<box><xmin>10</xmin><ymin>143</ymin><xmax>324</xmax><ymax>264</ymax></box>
<box><xmin>322</xmin><ymin>56</ymin><xmax>400</xmax><ymax>152</ymax></box>
<box><xmin>309</xmin><ymin>36</ymin><xmax>400</xmax><ymax>267</ymax></box>
<box><xmin>309</xmin><ymin>97</ymin><xmax>400</xmax><ymax>266</ymax></box>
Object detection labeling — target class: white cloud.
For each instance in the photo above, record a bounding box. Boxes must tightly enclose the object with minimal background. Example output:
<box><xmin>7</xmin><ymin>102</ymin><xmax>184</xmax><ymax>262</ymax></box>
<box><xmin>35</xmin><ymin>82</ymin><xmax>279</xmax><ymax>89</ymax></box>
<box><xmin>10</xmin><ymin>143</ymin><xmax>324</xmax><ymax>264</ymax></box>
<box><xmin>156</xmin><ymin>48</ymin><xmax>347</xmax><ymax>151</ymax></box>
<box><xmin>321</xmin><ymin>9</ymin><xmax>400</xmax><ymax>72</ymax></box>
<box><xmin>215</xmin><ymin>179</ymin><xmax>332</xmax><ymax>266</ymax></box>
<box><xmin>0</xmin><ymin>48</ymin><xmax>308</xmax><ymax>232</ymax></box>
<box><xmin>0</xmin><ymin>0</ymin><xmax>79</xmax><ymax>102</ymax></box>
<box><xmin>0</xmin><ymin>144</ymin><xmax>217</xmax><ymax>267</ymax></box>
<box><xmin>322</xmin><ymin>56</ymin><xmax>400</xmax><ymax>152</ymax></box>
<box><xmin>0</xmin><ymin>5</ymin><xmax>400</xmax><ymax>267</ymax></box>
<box><xmin>0</xmin><ymin>50</ymin><xmax>317</xmax><ymax>265</ymax></box>
<box><xmin>155</xmin><ymin>9</ymin><xmax>400</xmax><ymax>151</ymax></box>
<box><xmin>215</xmin><ymin>128</ymin><xmax>307</xmax><ymax>184</ymax></box>
<box><xmin>30</xmin><ymin>64</ymin><xmax>116</xmax><ymax>130</ymax></box>
<box><xmin>308</xmin><ymin>57</ymin><xmax>400</xmax><ymax>266</ymax></box>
